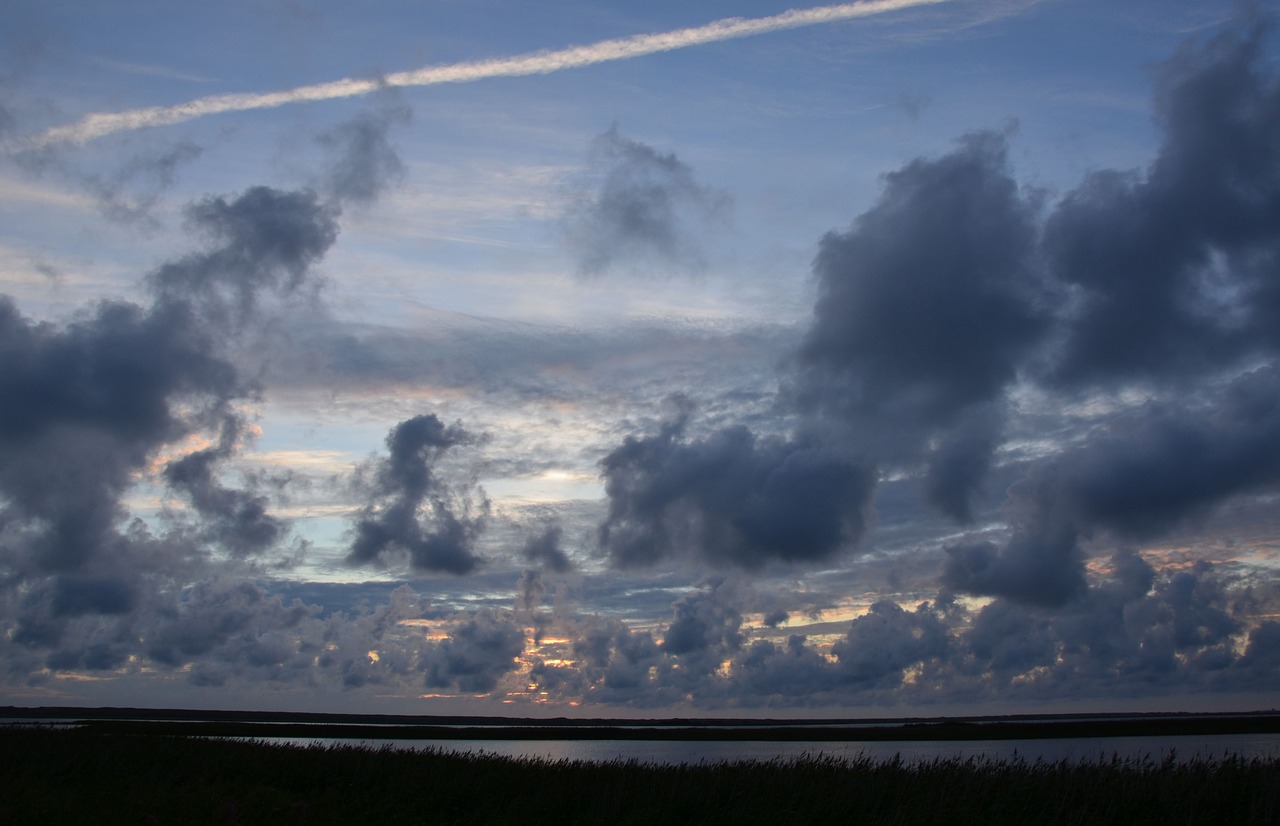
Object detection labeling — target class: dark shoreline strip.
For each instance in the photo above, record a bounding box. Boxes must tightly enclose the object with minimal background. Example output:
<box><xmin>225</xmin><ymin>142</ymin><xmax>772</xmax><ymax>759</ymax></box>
<box><xmin>55</xmin><ymin>714</ymin><xmax>1280</xmax><ymax>741</ymax></box>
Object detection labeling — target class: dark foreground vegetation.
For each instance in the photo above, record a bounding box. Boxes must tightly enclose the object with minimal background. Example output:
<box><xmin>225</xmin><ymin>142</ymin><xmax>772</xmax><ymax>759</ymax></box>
<box><xmin>2</xmin><ymin>728</ymin><xmax>1276</xmax><ymax>825</ymax></box>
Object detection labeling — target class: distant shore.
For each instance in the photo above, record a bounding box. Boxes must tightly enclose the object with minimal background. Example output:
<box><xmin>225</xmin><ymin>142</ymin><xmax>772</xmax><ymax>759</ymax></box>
<box><xmin>3</xmin><ymin>705</ymin><xmax>1277</xmax><ymax>742</ymax></box>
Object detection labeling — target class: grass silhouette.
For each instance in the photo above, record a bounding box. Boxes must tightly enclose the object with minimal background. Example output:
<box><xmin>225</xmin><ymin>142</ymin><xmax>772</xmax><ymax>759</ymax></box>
<box><xmin>1</xmin><ymin>727</ymin><xmax>1276</xmax><ymax>824</ymax></box>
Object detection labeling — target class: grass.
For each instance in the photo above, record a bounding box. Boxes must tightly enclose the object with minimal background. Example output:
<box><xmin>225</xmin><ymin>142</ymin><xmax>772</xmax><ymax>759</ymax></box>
<box><xmin>1</xmin><ymin>727</ymin><xmax>1276</xmax><ymax>824</ymax></box>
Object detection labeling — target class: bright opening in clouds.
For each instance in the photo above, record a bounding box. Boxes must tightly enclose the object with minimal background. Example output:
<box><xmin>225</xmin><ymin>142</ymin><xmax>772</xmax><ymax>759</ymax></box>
<box><xmin>0</xmin><ymin>0</ymin><xmax>1278</xmax><ymax>716</ymax></box>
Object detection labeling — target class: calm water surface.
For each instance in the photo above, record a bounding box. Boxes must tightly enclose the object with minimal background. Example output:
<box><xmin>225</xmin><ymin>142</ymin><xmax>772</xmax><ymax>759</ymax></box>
<box><xmin>262</xmin><ymin>733</ymin><xmax>1280</xmax><ymax>765</ymax></box>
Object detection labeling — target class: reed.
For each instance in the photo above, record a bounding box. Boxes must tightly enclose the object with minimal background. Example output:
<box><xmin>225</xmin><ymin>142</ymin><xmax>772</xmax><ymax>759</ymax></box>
<box><xmin>1</xmin><ymin>728</ymin><xmax>1275</xmax><ymax>824</ymax></box>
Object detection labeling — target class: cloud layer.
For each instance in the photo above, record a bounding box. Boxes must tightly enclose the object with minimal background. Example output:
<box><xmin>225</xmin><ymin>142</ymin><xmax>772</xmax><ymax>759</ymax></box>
<box><xmin>0</xmin><ymin>9</ymin><xmax>1276</xmax><ymax>716</ymax></box>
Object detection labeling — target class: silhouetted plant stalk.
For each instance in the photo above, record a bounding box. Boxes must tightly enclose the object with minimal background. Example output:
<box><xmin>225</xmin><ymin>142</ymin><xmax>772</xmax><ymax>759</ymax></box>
<box><xmin>1</xmin><ymin>728</ymin><xmax>1276</xmax><ymax>824</ymax></box>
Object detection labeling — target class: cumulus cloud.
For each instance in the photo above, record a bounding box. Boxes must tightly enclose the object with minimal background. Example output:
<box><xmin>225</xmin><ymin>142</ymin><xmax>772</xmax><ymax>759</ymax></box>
<box><xmin>795</xmin><ymin>129</ymin><xmax>1047</xmax><ymax>516</ymax></box>
<box><xmin>515</xmin><ymin>554</ymin><xmax>1275</xmax><ymax>709</ymax></box>
<box><xmin>832</xmin><ymin>600</ymin><xmax>950</xmax><ymax>688</ymax></box>
<box><xmin>422</xmin><ymin>609</ymin><xmax>525</xmax><ymax>693</ymax></box>
<box><xmin>944</xmin><ymin>366</ymin><xmax>1280</xmax><ymax>606</ymax></box>
<box><xmin>0</xmin><ymin>295</ymin><xmax>238</xmax><ymax>575</ymax></box>
<box><xmin>584</xmin><ymin>16</ymin><xmax>1280</xmax><ymax>638</ymax></box>
<box><xmin>799</xmin><ymin>130</ymin><xmax>1045</xmax><ymax>430</ymax></box>
<box><xmin>589</xmin><ymin>131</ymin><xmax>1048</xmax><ymax>570</ymax></box>
<box><xmin>0</xmin><ymin>149</ymin><xmax>351</xmax><ymax>672</ymax></box>
<box><xmin>562</xmin><ymin>126</ymin><xmax>729</xmax><ymax>276</ymax></box>
<box><xmin>598</xmin><ymin>400</ymin><xmax>874</xmax><ymax>569</ymax></box>
<box><xmin>1044</xmin><ymin>19</ymin><xmax>1280</xmax><ymax>388</ymax></box>
<box><xmin>0</xmin><ymin>88</ymin><xmax>476</xmax><ymax>696</ymax></box>
<box><xmin>661</xmin><ymin>579</ymin><xmax>745</xmax><ymax>656</ymax></box>
<box><xmin>346</xmin><ymin>414</ymin><xmax>489</xmax><ymax>575</ymax></box>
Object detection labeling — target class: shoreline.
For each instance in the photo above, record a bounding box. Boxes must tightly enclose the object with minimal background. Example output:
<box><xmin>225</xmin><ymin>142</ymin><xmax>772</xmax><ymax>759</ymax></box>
<box><xmin>4</xmin><ymin>706</ymin><xmax>1278</xmax><ymax>742</ymax></box>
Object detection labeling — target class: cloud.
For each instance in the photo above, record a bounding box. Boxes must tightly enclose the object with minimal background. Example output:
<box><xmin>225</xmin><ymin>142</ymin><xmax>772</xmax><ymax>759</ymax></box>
<box><xmin>941</xmin><ymin>520</ymin><xmax>1087</xmax><ymax>608</ymax></box>
<box><xmin>590</xmin><ymin>131</ymin><xmax>1047</xmax><ymax>568</ymax></box>
<box><xmin>661</xmin><ymin>579</ymin><xmax>744</xmax><ymax>656</ymax></box>
<box><xmin>1043</xmin><ymin>19</ymin><xmax>1280</xmax><ymax>388</ymax></box>
<box><xmin>0</xmin><ymin>93</ymin><xmax>464</xmax><ymax>694</ymax></box>
<box><xmin>79</xmin><ymin>141</ymin><xmax>204</xmax><ymax>225</ymax></box>
<box><xmin>149</xmin><ymin>185</ymin><xmax>339</xmax><ymax>330</ymax></box>
<box><xmin>422</xmin><ymin>609</ymin><xmax>525</xmax><ymax>693</ymax></box>
<box><xmin>827</xmin><ymin>16</ymin><xmax>1280</xmax><ymax>606</ymax></box>
<box><xmin>597</xmin><ymin>400</ymin><xmax>875</xmax><ymax>569</ymax></box>
<box><xmin>143</xmin><ymin>579</ymin><xmax>313</xmax><ymax>670</ymax></box>
<box><xmin>795</xmin><ymin>129</ymin><xmax>1046</xmax><ymax>474</ymax></box>
<box><xmin>162</xmin><ymin>419</ymin><xmax>287</xmax><ymax>558</ymax></box>
<box><xmin>520</xmin><ymin>523</ymin><xmax>573</xmax><ymax>573</ymax></box>
<box><xmin>562</xmin><ymin>126</ymin><xmax>729</xmax><ymax>276</ymax></box>
<box><xmin>4</xmin><ymin>8</ymin><xmax>1280</xmax><ymax>715</ymax></box>
<box><xmin>1055</xmin><ymin>366</ymin><xmax>1280</xmax><ymax>537</ymax></box>
<box><xmin>831</xmin><ymin>600</ymin><xmax>950</xmax><ymax>688</ymax></box>
<box><xmin>346</xmin><ymin>415</ymin><xmax>489</xmax><ymax>575</ymax></box>
<box><xmin>0</xmin><ymin>296</ymin><xmax>239</xmax><ymax>575</ymax></box>
<box><xmin>12</xmin><ymin>1</ymin><xmax>955</xmax><ymax>150</ymax></box>
<box><xmin>0</xmin><ymin>171</ymin><xmax>346</xmax><ymax>670</ymax></box>
<box><xmin>945</xmin><ymin>365</ymin><xmax>1280</xmax><ymax>607</ymax></box>
<box><xmin>315</xmin><ymin>101</ymin><xmax>411</xmax><ymax>206</ymax></box>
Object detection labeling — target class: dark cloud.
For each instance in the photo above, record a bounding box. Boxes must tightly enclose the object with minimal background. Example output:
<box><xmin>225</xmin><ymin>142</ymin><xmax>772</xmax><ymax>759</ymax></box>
<box><xmin>422</xmin><ymin>609</ymin><xmax>525</xmax><ymax>693</ymax></box>
<box><xmin>944</xmin><ymin>365</ymin><xmax>1280</xmax><ymax>606</ymax></box>
<box><xmin>1044</xmin><ymin>20</ymin><xmax>1280</xmax><ymax>387</ymax></box>
<box><xmin>731</xmin><ymin>635</ymin><xmax>834</xmax><ymax>700</ymax></box>
<box><xmin>797</xmin><ymin>130</ymin><xmax>1046</xmax><ymax>450</ymax></box>
<box><xmin>144</xmin><ymin>579</ymin><xmax>312</xmax><ymax>669</ymax></box>
<box><xmin>0</xmin><ymin>296</ymin><xmax>237</xmax><ymax>574</ymax></box>
<box><xmin>661</xmin><ymin>580</ymin><xmax>744</xmax><ymax>656</ymax></box>
<box><xmin>761</xmin><ymin>609</ymin><xmax>789</xmax><ymax>628</ymax></box>
<box><xmin>346</xmin><ymin>415</ymin><xmax>489</xmax><ymax>574</ymax></box>
<box><xmin>162</xmin><ymin>420</ymin><xmax>287</xmax><ymax>558</ymax></box>
<box><xmin>316</xmin><ymin>101</ymin><xmax>411</xmax><ymax>205</ymax></box>
<box><xmin>0</xmin><ymin>173</ymin><xmax>343</xmax><ymax>676</ymax></box>
<box><xmin>941</xmin><ymin>525</ymin><xmax>1085</xmax><ymax>609</ymax></box>
<box><xmin>567</xmin><ymin>616</ymin><xmax>665</xmax><ymax>697</ymax></box>
<box><xmin>1058</xmin><ymin>366</ymin><xmax>1280</xmax><ymax>537</ymax></box>
<box><xmin>921</xmin><ymin>403</ymin><xmax>1005</xmax><ymax>523</ymax></box>
<box><xmin>519</xmin><ymin>524</ymin><xmax>573</xmax><ymax>573</ymax></box>
<box><xmin>1239</xmin><ymin>621</ymin><xmax>1280</xmax><ymax>678</ymax></box>
<box><xmin>946</xmin><ymin>557</ymin><xmax>1258</xmax><ymax>703</ymax></box>
<box><xmin>49</xmin><ymin>576</ymin><xmax>137</xmax><ymax>617</ymax></box>
<box><xmin>598</xmin><ymin>402</ymin><xmax>874</xmax><ymax>569</ymax></box>
<box><xmin>4</xmin><ymin>13</ymin><xmax>1280</xmax><ymax>715</ymax></box>
<box><xmin>149</xmin><ymin>185</ymin><xmax>339</xmax><ymax>330</ymax></box>
<box><xmin>693</xmin><ymin>129</ymin><xmax>1052</xmax><ymax>546</ymax></box>
<box><xmin>562</xmin><ymin>125</ymin><xmax>730</xmax><ymax>276</ymax></box>
<box><xmin>832</xmin><ymin>600</ymin><xmax>950</xmax><ymax>689</ymax></box>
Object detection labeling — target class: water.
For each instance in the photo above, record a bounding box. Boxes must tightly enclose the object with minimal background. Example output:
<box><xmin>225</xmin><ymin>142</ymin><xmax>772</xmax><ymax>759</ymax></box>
<box><xmin>257</xmin><ymin>733</ymin><xmax>1280</xmax><ymax>766</ymax></box>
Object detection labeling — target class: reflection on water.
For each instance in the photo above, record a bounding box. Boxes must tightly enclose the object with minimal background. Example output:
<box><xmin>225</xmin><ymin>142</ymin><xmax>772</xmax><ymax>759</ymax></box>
<box><xmin>259</xmin><ymin>734</ymin><xmax>1280</xmax><ymax>766</ymax></box>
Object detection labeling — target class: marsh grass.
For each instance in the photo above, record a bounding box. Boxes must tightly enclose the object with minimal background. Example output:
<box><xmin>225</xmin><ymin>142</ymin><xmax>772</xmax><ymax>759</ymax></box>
<box><xmin>1</xmin><ymin>728</ymin><xmax>1275</xmax><ymax>824</ymax></box>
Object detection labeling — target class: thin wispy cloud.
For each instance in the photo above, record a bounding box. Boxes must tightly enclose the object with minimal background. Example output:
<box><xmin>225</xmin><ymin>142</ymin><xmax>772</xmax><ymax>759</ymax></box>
<box><xmin>13</xmin><ymin>0</ymin><xmax>951</xmax><ymax>150</ymax></box>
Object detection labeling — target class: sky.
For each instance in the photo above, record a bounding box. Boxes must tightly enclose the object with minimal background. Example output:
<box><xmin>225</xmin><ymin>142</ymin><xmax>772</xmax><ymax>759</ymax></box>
<box><xmin>1</xmin><ymin>0</ymin><xmax>1278</xmax><ymax>716</ymax></box>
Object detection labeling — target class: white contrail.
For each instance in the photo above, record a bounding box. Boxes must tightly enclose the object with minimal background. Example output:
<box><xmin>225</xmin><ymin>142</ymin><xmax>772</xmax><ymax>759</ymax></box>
<box><xmin>16</xmin><ymin>0</ymin><xmax>952</xmax><ymax>151</ymax></box>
